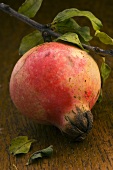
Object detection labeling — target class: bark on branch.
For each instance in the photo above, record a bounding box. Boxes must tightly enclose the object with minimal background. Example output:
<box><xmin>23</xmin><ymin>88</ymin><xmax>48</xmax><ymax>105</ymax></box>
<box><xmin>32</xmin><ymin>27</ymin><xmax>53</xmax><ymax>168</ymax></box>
<box><xmin>0</xmin><ymin>3</ymin><xmax>113</xmax><ymax>57</ymax></box>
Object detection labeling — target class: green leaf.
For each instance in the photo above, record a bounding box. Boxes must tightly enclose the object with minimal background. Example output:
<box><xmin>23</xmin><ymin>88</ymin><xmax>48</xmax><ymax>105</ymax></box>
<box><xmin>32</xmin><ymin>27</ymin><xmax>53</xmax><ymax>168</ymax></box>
<box><xmin>9</xmin><ymin>136</ymin><xmax>36</xmax><ymax>155</ymax></box>
<box><xmin>19</xmin><ymin>30</ymin><xmax>44</xmax><ymax>55</ymax></box>
<box><xmin>51</xmin><ymin>18</ymin><xmax>92</xmax><ymax>42</ymax></box>
<box><xmin>26</xmin><ymin>145</ymin><xmax>53</xmax><ymax>165</ymax></box>
<box><xmin>95</xmin><ymin>30</ymin><xmax>113</xmax><ymax>45</ymax></box>
<box><xmin>52</xmin><ymin>8</ymin><xmax>102</xmax><ymax>31</ymax></box>
<box><xmin>76</xmin><ymin>26</ymin><xmax>92</xmax><ymax>42</ymax></box>
<box><xmin>97</xmin><ymin>59</ymin><xmax>111</xmax><ymax>103</ymax></box>
<box><xmin>97</xmin><ymin>89</ymin><xmax>103</xmax><ymax>103</ymax></box>
<box><xmin>18</xmin><ymin>0</ymin><xmax>43</xmax><ymax>18</ymax></box>
<box><xmin>55</xmin><ymin>32</ymin><xmax>83</xmax><ymax>49</ymax></box>
<box><xmin>100</xmin><ymin>57</ymin><xmax>111</xmax><ymax>84</ymax></box>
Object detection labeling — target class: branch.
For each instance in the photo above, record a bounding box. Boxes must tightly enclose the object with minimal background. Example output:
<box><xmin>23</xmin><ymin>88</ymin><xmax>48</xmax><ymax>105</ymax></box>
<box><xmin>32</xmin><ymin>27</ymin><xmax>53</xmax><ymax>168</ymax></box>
<box><xmin>83</xmin><ymin>44</ymin><xmax>113</xmax><ymax>57</ymax></box>
<box><xmin>0</xmin><ymin>3</ymin><xmax>113</xmax><ymax>57</ymax></box>
<box><xmin>0</xmin><ymin>3</ymin><xmax>60</xmax><ymax>37</ymax></box>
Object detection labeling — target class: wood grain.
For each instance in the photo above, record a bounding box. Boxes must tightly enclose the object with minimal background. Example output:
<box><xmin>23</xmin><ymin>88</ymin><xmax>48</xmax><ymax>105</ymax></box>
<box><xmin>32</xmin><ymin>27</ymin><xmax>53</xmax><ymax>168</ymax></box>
<box><xmin>0</xmin><ymin>0</ymin><xmax>113</xmax><ymax>169</ymax></box>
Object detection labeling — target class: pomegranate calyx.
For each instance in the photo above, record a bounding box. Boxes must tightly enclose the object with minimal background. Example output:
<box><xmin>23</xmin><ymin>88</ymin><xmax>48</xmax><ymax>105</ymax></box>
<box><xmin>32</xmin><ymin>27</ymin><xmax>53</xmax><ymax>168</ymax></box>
<box><xmin>63</xmin><ymin>108</ymin><xmax>93</xmax><ymax>141</ymax></box>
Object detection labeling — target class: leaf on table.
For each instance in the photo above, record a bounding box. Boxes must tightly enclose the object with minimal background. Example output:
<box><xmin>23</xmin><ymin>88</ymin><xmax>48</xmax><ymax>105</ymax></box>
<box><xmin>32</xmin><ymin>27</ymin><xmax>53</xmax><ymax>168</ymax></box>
<box><xmin>19</xmin><ymin>30</ymin><xmax>44</xmax><ymax>55</ymax></box>
<box><xmin>51</xmin><ymin>18</ymin><xmax>92</xmax><ymax>42</ymax></box>
<box><xmin>18</xmin><ymin>0</ymin><xmax>43</xmax><ymax>18</ymax></box>
<box><xmin>54</xmin><ymin>32</ymin><xmax>83</xmax><ymax>49</ymax></box>
<box><xmin>26</xmin><ymin>145</ymin><xmax>53</xmax><ymax>165</ymax></box>
<box><xmin>95</xmin><ymin>30</ymin><xmax>113</xmax><ymax>45</ymax></box>
<box><xmin>100</xmin><ymin>57</ymin><xmax>111</xmax><ymax>84</ymax></box>
<box><xmin>9</xmin><ymin>136</ymin><xmax>36</xmax><ymax>155</ymax></box>
<box><xmin>52</xmin><ymin>8</ymin><xmax>102</xmax><ymax>31</ymax></box>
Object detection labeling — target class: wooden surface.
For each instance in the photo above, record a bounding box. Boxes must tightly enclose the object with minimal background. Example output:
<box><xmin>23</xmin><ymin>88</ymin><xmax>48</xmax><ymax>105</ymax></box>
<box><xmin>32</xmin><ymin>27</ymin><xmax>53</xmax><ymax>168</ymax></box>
<box><xmin>0</xmin><ymin>0</ymin><xmax>113</xmax><ymax>169</ymax></box>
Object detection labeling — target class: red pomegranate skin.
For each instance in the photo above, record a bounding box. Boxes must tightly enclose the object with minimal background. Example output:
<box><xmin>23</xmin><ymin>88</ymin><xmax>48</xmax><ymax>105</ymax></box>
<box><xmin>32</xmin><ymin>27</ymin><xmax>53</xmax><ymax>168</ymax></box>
<box><xmin>10</xmin><ymin>42</ymin><xmax>101</xmax><ymax>140</ymax></box>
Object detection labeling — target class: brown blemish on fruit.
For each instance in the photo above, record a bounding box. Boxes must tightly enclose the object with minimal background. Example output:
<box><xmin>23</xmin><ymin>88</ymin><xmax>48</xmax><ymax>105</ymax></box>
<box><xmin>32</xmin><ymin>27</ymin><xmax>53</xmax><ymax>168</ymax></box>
<box><xmin>69</xmin><ymin>77</ymin><xmax>71</xmax><ymax>82</ymax></box>
<box><xmin>67</xmin><ymin>56</ymin><xmax>74</xmax><ymax>67</ymax></box>
<box><xmin>44</xmin><ymin>51</ymin><xmax>50</xmax><ymax>57</ymax></box>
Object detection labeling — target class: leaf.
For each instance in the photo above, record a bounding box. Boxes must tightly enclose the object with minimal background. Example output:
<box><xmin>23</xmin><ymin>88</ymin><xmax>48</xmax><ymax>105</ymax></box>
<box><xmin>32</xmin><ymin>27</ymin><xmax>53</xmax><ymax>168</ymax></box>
<box><xmin>55</xmin><ymin>32</ymin><xmax>83</xmax><ymax>49</ymax></box>
<box><xmin>52</xmin><ymin>8</ymin><xmax>102</xmax><ymax>31</ymax></box>
<box><xmin>18</xmin><ymin>0</ymin><xmax>43</xmax><ymax>18</ymax></box>
<box><xmin>26</xmin><ymin>145</ymin><xmax>53</xmax><ymax>165</ymax></box>
<box><xmin>97</xmin><ymin>58</ymin><xmax>111</xmax><ymax>103</ymax></box>
<box><xmin>19</xmin><ymin>30</ymin><xmax>44</xmax><ymax>55</ymax></box>
<box><xmin>100</xmin><ymin>57</ymin><xmax>111</xmax><ymax>84</ymax></box>
<box><xmin>97</xmin><ymin>89</ymin><xmax>103</xmax><ymax>103</ymax></box>
<box><xmin>51</xmin><ymin>18</ymin><xmax>92</xmax><ymax>42</ymax></box>
<box><xmin>9</xmin><ymin>136</ymin><xmax>36</xmax><ymax>155</ymax></box>
<box><xmin>76</xmin><ymin>26</ymin><xmax>92</xmax><ymax>42</ymax></box>
<box><xmin>95</xmin><ymin>30</ymin><xmax>113</xmax><ymax>45</ymax></box>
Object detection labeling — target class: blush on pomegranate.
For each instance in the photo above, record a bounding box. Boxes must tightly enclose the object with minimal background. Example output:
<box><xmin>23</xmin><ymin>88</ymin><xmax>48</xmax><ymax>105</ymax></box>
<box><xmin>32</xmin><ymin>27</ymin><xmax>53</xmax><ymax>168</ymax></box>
<box><xmin>9</xmin><ymin>42</ymin><xmax>101</xmax><ymax>141</ymax></box>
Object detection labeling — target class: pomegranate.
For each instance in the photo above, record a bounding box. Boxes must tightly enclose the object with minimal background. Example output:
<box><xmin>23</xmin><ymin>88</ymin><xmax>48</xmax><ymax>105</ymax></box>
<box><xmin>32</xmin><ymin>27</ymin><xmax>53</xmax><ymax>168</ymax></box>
<box><xmin>9</xmin><ymin>42</ymin><xmax>101</xmax><ymax>141</ymax></box>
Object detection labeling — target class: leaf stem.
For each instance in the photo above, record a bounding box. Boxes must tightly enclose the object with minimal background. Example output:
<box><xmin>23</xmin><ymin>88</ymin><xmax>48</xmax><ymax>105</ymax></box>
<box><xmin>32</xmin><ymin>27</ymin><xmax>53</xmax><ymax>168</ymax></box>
<box><xmin>0</xmin><ymin>3</ymin><xmax>113</xmax><ymax>57</ymax></box>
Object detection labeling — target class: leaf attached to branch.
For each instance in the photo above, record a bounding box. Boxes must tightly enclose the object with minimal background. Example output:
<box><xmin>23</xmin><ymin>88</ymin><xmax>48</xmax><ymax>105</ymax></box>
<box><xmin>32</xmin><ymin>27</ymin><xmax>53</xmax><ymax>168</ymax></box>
<box><xmin>100</xmin><ymin>57</ymin><xmax>111</xmax><ymax>84</ymax></box>
<box><xmin>51</xmin><ymin>18</ymin><xmax>92</xmax><ymax>42</ymax></box>
<box><xmin>52</xmin><ymin>8</ymin><xmax>102</xmax><ymax>31</ymax></box>
<box><xmin>95</xmin><ymin>30</ymin><xmax>113</xmax><ymax>45</ymax></box>
<box><xmin>55</xmin><ymin>32</ymin><xmax>83</xmax><ymax>49</ymax></box>
<box><xmin>18</xmin><ymin>0</ymin><xmax>43</xmax><ymax>18</ymax></box>
<box><xmin>19</xmin><ymin>30</ymin><xmax>44</xmax><ymax>55</ymax></box>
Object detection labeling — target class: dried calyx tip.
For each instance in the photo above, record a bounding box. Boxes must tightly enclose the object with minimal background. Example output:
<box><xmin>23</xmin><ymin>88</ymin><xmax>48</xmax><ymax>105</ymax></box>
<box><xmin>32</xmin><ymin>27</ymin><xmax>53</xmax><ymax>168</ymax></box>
<box><xmin>63</xmin><ymin>109</ymin><xmax>93</xmax><ymax>141</ymax></box>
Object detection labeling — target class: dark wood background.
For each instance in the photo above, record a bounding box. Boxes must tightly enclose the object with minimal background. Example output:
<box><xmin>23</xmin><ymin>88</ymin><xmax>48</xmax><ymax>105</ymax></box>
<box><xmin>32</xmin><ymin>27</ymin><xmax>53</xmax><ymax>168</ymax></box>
<box><xmin>0</xmin><ymin>0</ymin><xmax>113</xmax><ymax>169</ymax></box>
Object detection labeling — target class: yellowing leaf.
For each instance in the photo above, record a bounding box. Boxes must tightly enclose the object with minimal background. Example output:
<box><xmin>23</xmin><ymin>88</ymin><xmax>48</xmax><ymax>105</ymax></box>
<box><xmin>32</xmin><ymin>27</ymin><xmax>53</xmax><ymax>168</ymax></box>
<box><xmin>95</xmin><ymin>30</ymin><xmax>113</xmax><ymax>45</ymax></box>
<box><xmin>18</xmin><ymin>0</ymin><xmax>43</xmax><ymax>18</ymax></box>
<box><xmin>9</xmin><ymin>136</ymin><xmax>36</xmax><ymax>155</ymax></box>
<box><xmin>26</xmin><ymin>145</ymin><xmax>53</xmax><ymax>165</ymax></box>
<box><xmin>52</xmin><ymin>8</ymin><xmax>102</xmax><ymax>31</ymax></box>
<box><xmin>19</xmin><ymin>30</ymin><xmax>44</xmax><ymax>55</ymax></box>
<box><xmin>55</xmin><ymin>32</ymin><xmax>83</xmax><ymax>49</ymax></box>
